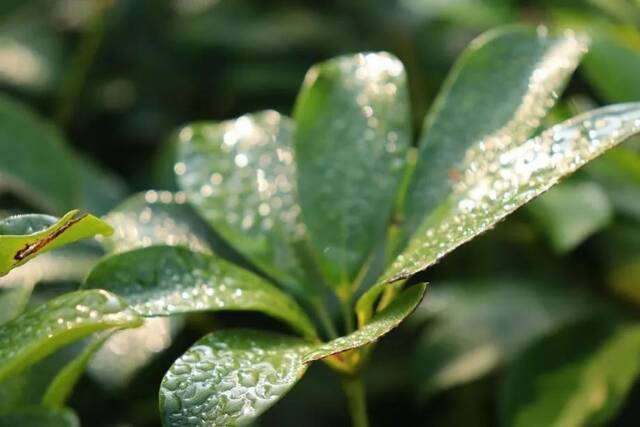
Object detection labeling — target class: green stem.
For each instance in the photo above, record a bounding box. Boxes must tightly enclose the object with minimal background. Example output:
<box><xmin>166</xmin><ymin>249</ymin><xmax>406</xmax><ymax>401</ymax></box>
<box><xmin>338</xmin><ymin>291</ymin><xmax>355</xmax><ymax>334</ymax></box>
<box><xmin>341</xmin><ymin>375</ymin><xmax>370</xmax><ymax>427</ymax></box>
<box><xmin>313</xmin><ymin>299</ymin><xmax>339</xmax><ymax>340</ymax></box>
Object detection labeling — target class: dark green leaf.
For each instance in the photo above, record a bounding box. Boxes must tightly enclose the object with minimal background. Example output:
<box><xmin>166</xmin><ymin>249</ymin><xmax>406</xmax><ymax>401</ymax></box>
<box><xmin>0</xmin><ymin>210</ymin><xmax>113</xmax><ymax>277</ymax></box>
<box><xmin>0</xmin><ymin>406</ymin><xmax>79</xmax><ymax>427</ymax></box>
<box><xmin>500</xmin><ymin>318</ymin><xmax>640</xmax><ymax>427</ymax></box>
<box><xmin>385</xmin><ymin>103</ymin><xmax>640</xmax><ymax>283</ymax></box>
<box><xmin>84</xmin><ymin>245</ymin><xmax>317</xmax><ymax>338</ymax></box>
<box><xmin>160</xmin><ymin>329</ymin><xmax>310</xmax><ymax>427</ymax></box>
<box><xmin>0</xmin><ymin>289</ymin><xmax>141</xmax><ymax>382</ymax></box>
<box><xmin>401</xmin><ymin>27</ymin><xmax>588</xmax><ymax>245</ymax></box>
<box><xmin>304</xmin><ymin>283</ymin><xmax>427</xmax><ymax>362</ymax></box>
<box><xmin>294</xmin><ymin>52</ymin><xmax>411</xmax><ymax>287</ymax></box>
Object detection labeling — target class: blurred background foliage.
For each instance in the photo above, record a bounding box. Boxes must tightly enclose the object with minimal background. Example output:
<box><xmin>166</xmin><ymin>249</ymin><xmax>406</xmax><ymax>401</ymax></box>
<box><xmin>2</xmin><ymin>0</ymin><xmax>640</xmax><ymax>426</ymax></box>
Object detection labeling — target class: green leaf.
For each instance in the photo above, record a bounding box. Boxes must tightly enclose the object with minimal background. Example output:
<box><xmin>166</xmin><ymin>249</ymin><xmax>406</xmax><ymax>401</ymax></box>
<box><xmin>42</xmin><ymin>332</ymin><xmax>112</xmax><ymax>407</ymax></box>
<box><xmin>293</xmin><ymin>52</ymin><xmax>411</xmax><ymax>287</ymax></box>
<box><xmin>413</xmin><ymin>279</ymin><xmax>593</xmax><ymax>397</ymax></box>
<box><xmin>583</xmin><ymin>32</ymin><xmax>640</xmax><ymax>103</ymax></box>
<box><xmin>159</xmin><ymin>329</ymin><xmax>310</xmax><ymax>427</ymax></box>
<box><xmin>101</xmin><ymin>192</ymin><xmax>215</xmax><ymax>254</ymax></box>
<box><xmin>526</xmin><ymin>181</ymin><xmax>612</xmax><ymax>253</ymax></box>
<box><xmin>0</xmin><ymin>289</ymin><xmax>141</xmax><ymax>382</ymax></box>
<box><xmin>176</xmin><ymin>111</ymin><xmax>315</xmax><ymax>294</ymax></box>
<box><xmin>385</xmin><ymin>103</ymin><xmax>640</xmax><ymax>283</ymax></box>
<box><xmin>0</xmin><ymin>210</ymin><xmax>113</xmax><ymax>277</ymax></box>
<box><xmin>500</xmin><ymin>318</ymin><xmax>640</xmax><ymax>427</ymax></box>
<box><xmin>304</xmin><ymin>283</ymin><xmax>426</xmax><ymax>363</ymax></box>
<box><xmin>75</xmin><ymin>154</ymin><xmax>128</xmax><ymax>216</ymax></box>
<box><xmin>0</xmin><ymin>95</ymin><xmax>77</xmax><ymax>213</ymax></box>
<box><xmin>400</xmin><ymin>27</ymin><xmax>588</xmax><ymax>246</ymax></box>
<box><xmin>84</xmin><ymin>245</ymin><xmax>317</xmax><ymax>339</ymax></box>
<box><xmin>0</xmin><ymin>406</ymin><xmax>79</xmax><ymax>427</ymax></box>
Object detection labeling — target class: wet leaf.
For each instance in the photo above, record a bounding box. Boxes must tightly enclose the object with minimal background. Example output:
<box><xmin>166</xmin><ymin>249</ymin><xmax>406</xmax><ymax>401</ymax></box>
<box><xmin>412</xmin><ymin>279</ymin><xmax>593</xmax><ymax>397</ymax></box>
<box><xmin>0</xmin><ymin>95</ymin><xmax>77</xmax><ymax>213</ymax></box>
<box><xmin>0</xmin><ymin>406</ymin><xmax>79</xmax><ymax>427</ymax></box>
<box><xmin>500</xmin><ymin>318</ymin><xmax>640</xmax><ymax>427</ymax></box>
<box><xmin>159</xmin><ymin>329</ymin><xmax>310</xmax><ymax>427</ymax></box>
<box><xmin>304</xmin><ymin>283</ymin><xmax>426</xmax><ymax>362</ymax></box>
<box><xmin>0</xmin><ymin>210</ymin><xmax>113</xmax><ymax>277</ymax></box>
<box><xmin>400</xmin><ymin>27</ymin><xmax>588</xmax><ymax>245</ymax></box>
<box><xmin>385</xmin><ymin>103</ymin><xmax>640</xmax><ymax>282</ymax></box>
<box><xmin>526</xmin><ymin>181</ymin><xmax>612</xmax><ymax>253</ymax></box>
<box><xmin>0</xmin><ymin>289</ymin><xmax>141</xmax><ymax>382</ymax></box>
<box><xmin>294</xmin><ymin>52</ymin><xmax>411</xmax><ymax>287</ymax></box>
<box><xmin>176</xmin><ymin>111</ymin><xmax>315</xmax><ymax>295</ymax></box>
<box><xmin>84</xmin><ymin>245</ymin><xmax>317</xmax><ymax>338</ymax></box>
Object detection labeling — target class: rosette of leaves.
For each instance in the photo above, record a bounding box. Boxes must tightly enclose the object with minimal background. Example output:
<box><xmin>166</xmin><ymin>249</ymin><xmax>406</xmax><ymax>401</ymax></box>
<box><xmin>82</xmin><ymin>26</ymin><xmax>640</xmax><ymax>426</ymax></box>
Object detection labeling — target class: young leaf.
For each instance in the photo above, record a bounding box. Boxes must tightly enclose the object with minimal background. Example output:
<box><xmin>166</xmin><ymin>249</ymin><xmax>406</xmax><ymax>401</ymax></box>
<box><xmin>293</xmin><ymin>52</ymin><xmax>411</xmax><ymax>287</ymax></box>
<box><xmin>401</xmin><ymin>27</ymin><xmax>588</xmax><ymax>244</ymax></box>
<box><xmin>0</xmin><ymin>289</ymin><xmax>141</xmax><ymax>382</ymax></box>
<box><xmin>500</xmin><ymin>318</ymin><xmax>640</xmax><ymax>427</ymax></box>
<box><xmin>0</xmin><ymin>210</ymin><xmax>113</xmax><ymax>276</ymax></box>
<box><xmin>0</xmin><ymin>95</ymin><xmax>77</xmax><ymax>214</ymax></box>
<box><xmin>84</xmin><ymin>245</ymin><xmax>317</xmax><ymax>339</ymax></box>
<box><xmin>159</xmin><ymin>329</ymin><xmax>311</xmax><ymax>427</ymax></box>
<box><xmin>176</xmin><ymin>111</ymin><xmax>316</xmax><ymax>295</ymax></box>
<box><xmin>385</xmin><ymin>103</ymin><xmax>640</xmax><ymax>283</ymax></box>
<box><xmin>0</xmin><ymin>406</ymin><xmax>79</xmax><ymax>427</ymax></box>
<box><xmin>304</xmin><ymin>283</ymin><xmax>426</xmax><ymax>363</ymax></box>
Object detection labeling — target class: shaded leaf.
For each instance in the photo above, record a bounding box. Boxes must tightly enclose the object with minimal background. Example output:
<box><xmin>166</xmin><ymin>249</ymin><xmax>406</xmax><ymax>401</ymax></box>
<box><xmin>401</xmin><ymin>27</ymin><xmax>588</xmax><ymax>244</ymax></box>
<box><xmin>385</xmin><ymin>103</ymin><xmax>640</xmax><ymax>282</ymax></box>
<box><xmin>0</xmin><ymin>406</ymin><xmax>79</xmax><ymax>427</ymax></box>
<box><xmin>294</xmin><ymin>52</ymin><xmax>411</xmax><ymax>287</ymax></box>
<box><xmin>304</xmin><ymin>283</ymin><xmax>426</xmax><ymax>363</ymax></box>
<box><xmin>176</xmin><ymin>111</ymin><xmax>315</xmax><ymax>295</ymax></box>
<box><xmin>526</xmin><ymin>181</ymin><xmax>612</xmax><ymax>253</ymax></box>
<box><xmin>0</xmin><ymin>210</ymin><xmax>112</xmax><ymax>277</ymax></box>
<box><xmin>160</xmin><ymin>329</ymin><xmax>310</xmax><ymax>427</ymax></box>
<box><xmin>413</xmin><ymin>279</ymin><xmax>593</xmax><ymax>397</ymax></box>
<box><xmin>0</xmin><ymin>95</ymin><xmax>77</xmax><ymax>213</ymax></box>
<box><xmin>75</xmin><ymin>154</ymin><xmax>128</xmax><ymax>216</ymax></box>
<box><xmin>0</xmin><ymin>289</ymin><xmax>141</xmax><ymax>382</ymax></box>
<box><xmin>84</xmin><ymin>245</ymin><xmax>317</xmax><ymax>338</ymax></box>
<box><xmin>500</xmin><ymin>318</ymin><xmax>640</xmax><ymax>427</ymax></box>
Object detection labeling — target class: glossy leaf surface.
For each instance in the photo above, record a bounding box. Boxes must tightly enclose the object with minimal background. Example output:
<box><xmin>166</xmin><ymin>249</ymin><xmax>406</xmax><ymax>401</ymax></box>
<box><xmin>160</xmin><ymin>329</ymin><xmax>310</xmax><ymax>427</ymax></box>
<box><xmin>501</xmin><ymin>318</ymin><xmax>640</xmax><ymax>427</ymax></box>
<box><xmin>413</xmin><ymin>279</ymin><xmax>593</xmax><ymax>396</ymax></box>
<box><xmin>84</xmin><ymin>245</ymin><xmax>316</xmax><ymax>338</ymax></box>
<box><xmin>401</xmin><ymin>27</ymin><xmax>588</xmax><ymax>243</ymax></box>
<box><xmin>176</xmin><ymin>111</ymin><xmax>314</xmax><ymax>294</ymax></box>
<box><xmin>0</xmin><ymin>210</ymin><xmax>112</xmax><ymax>276</ymax></box>
<box><xmin>0</xmin><ymin>407</ymin><xmax>79</xmax><ymax>427</ymax></box>
<box><xmin>0</xmin><ymin>290</ymin><xmax>141</xmax><ymax>382</ymax></box>
<box><xmin>385</xmin><ymin>103</ymin><xmax>640</xmax><ymax>282</ymax></box>
<box><xmin>304</xmin><ymin>283</ymin><xmax>426</xmax><ymax>362</ymax></box>
<box><xmin>0</xmin><ymin>95</ymin><xmax>77</xmax><ymax>214</ymax></box>
<box><xmin>294</xmin><ymin>52</ymin><xmax>411</xmax><ymax>286</ymax></box>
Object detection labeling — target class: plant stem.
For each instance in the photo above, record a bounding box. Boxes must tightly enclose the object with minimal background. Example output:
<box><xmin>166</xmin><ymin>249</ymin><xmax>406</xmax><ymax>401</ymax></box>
<box><xmin>313</xmin><ymin>299</ymin><xmax>339</xmax><ymax>339</ymax></box>
<box><xmin>341</xmin><ymin>375</ymin><xmax>369</xmax><ymax>427</ymax></box>
<box><xmin>339</xmin><ymin>292</ymin><xmax>355</xmax><ymax>334</ymax></box>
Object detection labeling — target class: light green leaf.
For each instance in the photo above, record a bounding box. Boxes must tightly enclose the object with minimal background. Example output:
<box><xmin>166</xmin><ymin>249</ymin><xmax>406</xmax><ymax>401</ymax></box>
<box><xmin>159</xmin><ymin>329</ymin><xmax>310</xmax><ymax>427</ymax></box>
<box><xmin>385</xmin><ymin>103</ymin><xmax>640</xmax><ymax>283</ymax></box>
<box><xmin>0</xmin><ymin>210</ymin><xmax>113</xmax><ymax>277</ymax></box>
<box><xmin>42</xmin><ymin>332</ymin><xmax>112</xmax><ymax>407</ymax></box>
<box><xmin>0</xmin><ymin>95</ymin><xmax>77</xmax><ymax>213</ymax></box>
<box><xmin>500</xmin><ymin>318</ymin><xmax>640</xmax><ymax>427</ymax></box>
<box><xmin>304</xmin><ymin>283</ymin><xmax>426</xmax><ymax>363</ymax></box>
<box><xmin>401</xmin><ymin>27</ymin><xmax>588</xmax><ymax>245</ymax></box>
<box><xmin>0</xmin><ymin>289</ymin><xmax>141</xmax><ymax>382</ymax></box>
<box><xmin>293</xmin><ymin>52</ymin><xmax>411</xmax><ymax>287</ymax></box>
<box><xmin>0</xmin><ymin>406</ymin><xmax>79</xmax><ymax>427</ymax></box>
<box><xmin>83</xmin><ymin>245</ymin><xmax>317</xmax><ymax>339</ymax></box>
<box><xmin>413</xmin><ymin>279</ymin><xmax>593</xmax><ymax>397</ymax></box>
<box><xmin>176</xmin><ymin>111</ymin><xmax>315</xmax><ymax>295</ymax></box>
<box><xmin>526</xmin><ymin>181</ymin><xmax>612</xmax><ymax>253</ymax></box>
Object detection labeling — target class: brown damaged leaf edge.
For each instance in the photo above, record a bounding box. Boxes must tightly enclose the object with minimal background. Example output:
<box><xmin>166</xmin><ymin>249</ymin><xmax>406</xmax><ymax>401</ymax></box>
<box><xmin>13</xmin><ymin>213</ymin><xmax>88</xmax><ymax>262</ymax></box>
<box><xmin>303</xmin><ymin>283</ymin><xmax>427</xmax><ymax>363</ymax></box>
